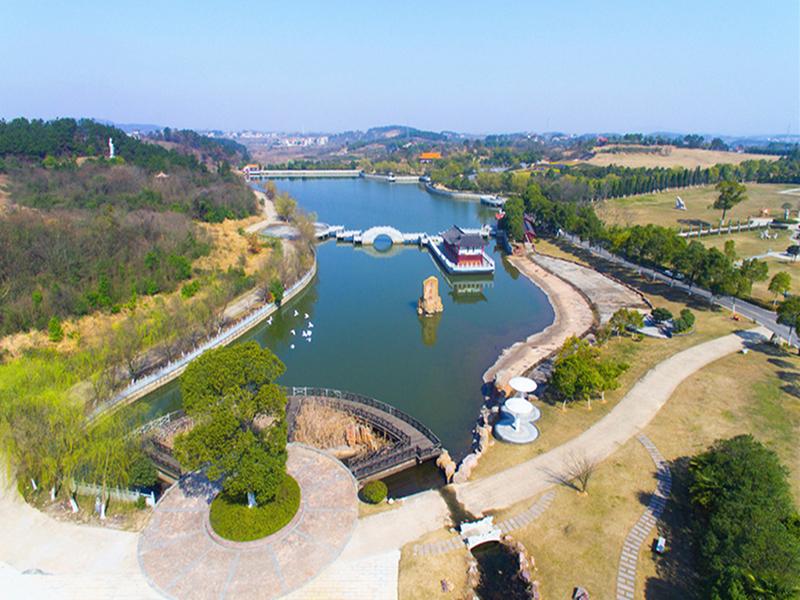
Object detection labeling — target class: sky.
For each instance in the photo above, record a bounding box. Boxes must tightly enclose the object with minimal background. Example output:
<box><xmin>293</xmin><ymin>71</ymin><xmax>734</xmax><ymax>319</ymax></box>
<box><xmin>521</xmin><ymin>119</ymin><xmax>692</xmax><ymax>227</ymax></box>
<box><xmin>1</xmin><ymin>0</ymin><xmax>798</xmax><ymax>136</ymax></box>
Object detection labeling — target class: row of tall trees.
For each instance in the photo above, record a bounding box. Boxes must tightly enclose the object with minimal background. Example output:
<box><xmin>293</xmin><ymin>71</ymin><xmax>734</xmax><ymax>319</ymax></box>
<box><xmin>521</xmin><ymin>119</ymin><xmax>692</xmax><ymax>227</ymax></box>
<box><xmin>518</xmin><ymin>190</ymin><xmax>790</xmax><ymax>308</ymax></box>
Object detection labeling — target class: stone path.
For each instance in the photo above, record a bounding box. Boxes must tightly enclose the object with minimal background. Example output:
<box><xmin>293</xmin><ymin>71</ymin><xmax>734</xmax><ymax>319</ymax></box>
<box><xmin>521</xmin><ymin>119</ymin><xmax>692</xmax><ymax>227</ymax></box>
<box><xmin>138</xmin><ymin>444</ymin><xmax>357</xmax><ymax>600</ymax></box>
<box><xmin>412</xmin><ymin>490</ymin><xmax>555</xmax><ymax>556</ymax></box>
<box><xmin>616</xmin><ymin>435</ymin><xmax>672</xmax><ymax>600</ymax></box>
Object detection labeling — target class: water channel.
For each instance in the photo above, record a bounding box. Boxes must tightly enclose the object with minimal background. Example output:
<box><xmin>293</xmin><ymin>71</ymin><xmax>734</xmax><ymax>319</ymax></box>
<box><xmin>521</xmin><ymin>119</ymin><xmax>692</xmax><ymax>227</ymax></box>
<box><xmin>137</xmin><ymin>179</ymin><xmax>553</xmax><ymax>463</ymax></box>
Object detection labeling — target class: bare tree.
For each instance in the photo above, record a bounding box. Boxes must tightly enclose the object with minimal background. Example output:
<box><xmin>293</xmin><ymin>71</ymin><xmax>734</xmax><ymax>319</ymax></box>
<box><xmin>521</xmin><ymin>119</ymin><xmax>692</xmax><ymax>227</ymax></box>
<box><xmin>549</xmin><ymin>452</ymin><xmax>598</xmax><ymax>495</ymax></box>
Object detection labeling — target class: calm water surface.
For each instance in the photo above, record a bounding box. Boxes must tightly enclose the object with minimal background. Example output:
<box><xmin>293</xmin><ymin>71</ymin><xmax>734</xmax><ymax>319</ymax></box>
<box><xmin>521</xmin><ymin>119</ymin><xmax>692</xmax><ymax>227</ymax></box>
<box><xmin>139</xmin><ymin>179</ymin><xmax>553</xmax><ymax>456</ymax></box>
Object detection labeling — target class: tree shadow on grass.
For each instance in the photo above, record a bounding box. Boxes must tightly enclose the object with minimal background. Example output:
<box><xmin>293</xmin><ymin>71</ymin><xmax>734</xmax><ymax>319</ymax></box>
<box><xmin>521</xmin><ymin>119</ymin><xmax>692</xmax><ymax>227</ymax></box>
<box><xmin>643</xmin><ymin>457</ymin><xmax>700</xmax><ymax>600</ymax></box>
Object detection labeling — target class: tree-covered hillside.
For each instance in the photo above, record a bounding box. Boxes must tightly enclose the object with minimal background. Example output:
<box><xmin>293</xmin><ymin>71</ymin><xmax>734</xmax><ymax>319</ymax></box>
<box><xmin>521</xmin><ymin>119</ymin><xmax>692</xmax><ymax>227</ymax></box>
<box><xmin>0</xmin><ymin>118</ymin><xmax>260</xmax><ymax>336</ymax></box>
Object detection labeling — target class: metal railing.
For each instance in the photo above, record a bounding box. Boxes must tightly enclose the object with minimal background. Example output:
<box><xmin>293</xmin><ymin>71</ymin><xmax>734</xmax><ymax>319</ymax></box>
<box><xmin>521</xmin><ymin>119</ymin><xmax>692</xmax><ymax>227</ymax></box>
<box><xmin>291</xmin><ymin>387</ymin><xmax>441</xmax><ymax>449</ymax></box>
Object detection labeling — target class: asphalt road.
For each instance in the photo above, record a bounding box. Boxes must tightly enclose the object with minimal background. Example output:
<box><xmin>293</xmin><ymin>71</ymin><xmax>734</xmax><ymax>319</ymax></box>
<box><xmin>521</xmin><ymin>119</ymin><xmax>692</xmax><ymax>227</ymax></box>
<box><xmin>558</xmin><ymin>232</ymin><xmax>796</xmax><ymax>346</ymax></box>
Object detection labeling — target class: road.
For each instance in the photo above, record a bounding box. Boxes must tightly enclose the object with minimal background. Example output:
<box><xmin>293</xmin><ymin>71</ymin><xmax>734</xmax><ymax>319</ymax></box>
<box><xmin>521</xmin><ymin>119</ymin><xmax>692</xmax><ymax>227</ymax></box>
<box><xmin>557</xmin><ymin>232</ymin><xmax>796</xmax><ymax>345</ymax></box>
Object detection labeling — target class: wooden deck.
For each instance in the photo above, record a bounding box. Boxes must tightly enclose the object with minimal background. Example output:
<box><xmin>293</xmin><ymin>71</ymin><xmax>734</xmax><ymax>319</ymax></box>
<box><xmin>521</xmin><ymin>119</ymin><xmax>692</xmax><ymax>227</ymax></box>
<box><xmin>137</xmin><ymin>388</ymin><xmax>442</xmax><ymax>483</ymax></box>
<box><xmin>287</xmin><ymin>387</ymin><xmax>442</xmax><ymax>481</ymax></box>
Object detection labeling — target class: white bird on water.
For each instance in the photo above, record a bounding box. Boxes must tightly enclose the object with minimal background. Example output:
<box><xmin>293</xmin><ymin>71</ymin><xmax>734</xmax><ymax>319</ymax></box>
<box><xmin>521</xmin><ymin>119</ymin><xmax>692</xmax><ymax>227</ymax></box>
<box><xmin>290</xmin><ymin>344</ymin><xmax>295</xmax><ymax>349</ymax></box>
<box><xmin>294</xmin><ymin>310</ymin><xmax>299</xmax><ymax>316</ymax></box>
<box><xmin>304</xmin><ymin>313</ymin><xmax>310</xmax><ymax>319</ymax></box>
<box><xmin>290</xmin><ymin>329</ymin><xmax>296</xmax><ymax>336</ymax></box>
<box><xmin>308</xmin><ymin>322</ymin><xmax>314</xmax><ymax>328</ymax></box>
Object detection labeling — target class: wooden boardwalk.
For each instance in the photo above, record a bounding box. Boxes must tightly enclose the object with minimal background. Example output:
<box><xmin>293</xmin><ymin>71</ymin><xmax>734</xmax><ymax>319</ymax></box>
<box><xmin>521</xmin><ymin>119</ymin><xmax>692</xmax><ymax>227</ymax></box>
<box><xmin>136</xmin><ymin>388</ymin><xmax>442</xmax><ymax>483</ymax></box>
<box><xmin>287</xmin><ymin>387</ymin><xmax>442</xmax><ymax>481</ymax></box>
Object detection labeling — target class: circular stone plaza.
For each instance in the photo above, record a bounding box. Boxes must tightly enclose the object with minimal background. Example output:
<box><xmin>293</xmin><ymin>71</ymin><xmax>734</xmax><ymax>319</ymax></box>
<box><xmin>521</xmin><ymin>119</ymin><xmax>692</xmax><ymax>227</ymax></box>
<box><xmin>138</xmin><ymin>445</ymin><xmax>358</xmax><ymax>600</ymax></box>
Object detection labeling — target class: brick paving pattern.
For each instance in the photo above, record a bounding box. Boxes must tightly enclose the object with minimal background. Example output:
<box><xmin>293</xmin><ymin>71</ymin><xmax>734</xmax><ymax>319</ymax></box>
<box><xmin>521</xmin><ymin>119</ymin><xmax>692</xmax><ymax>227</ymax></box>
<box><xmin>412</xmin><ymin>489</ymin><xmax>555</xmax><ymax>556</ymax></box>
<box><xmin>615</xmin><ymin>435</ymin><xmax>672</xmax><ymax>600</ymax></box>
<box><xmin>138</xmin><ymin>444</ymin><xmax>358</xmax><ymax>600</ymax></box>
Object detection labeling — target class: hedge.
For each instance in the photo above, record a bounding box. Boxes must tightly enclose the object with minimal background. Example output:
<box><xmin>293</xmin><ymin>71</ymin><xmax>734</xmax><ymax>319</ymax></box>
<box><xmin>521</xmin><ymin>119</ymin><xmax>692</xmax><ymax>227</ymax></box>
<box><xmin>209</xmin><ymin>473</ymin><xmax>300</xmax><ymax>542</ymax></box>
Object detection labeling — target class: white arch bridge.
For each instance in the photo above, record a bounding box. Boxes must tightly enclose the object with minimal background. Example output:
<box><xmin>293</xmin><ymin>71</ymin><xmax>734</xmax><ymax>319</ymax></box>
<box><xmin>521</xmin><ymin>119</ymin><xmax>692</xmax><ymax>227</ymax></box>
<box><xmin>315</xmin><ymin>223</ymin><xmax>492</xmax><ymax>247</ymax></box>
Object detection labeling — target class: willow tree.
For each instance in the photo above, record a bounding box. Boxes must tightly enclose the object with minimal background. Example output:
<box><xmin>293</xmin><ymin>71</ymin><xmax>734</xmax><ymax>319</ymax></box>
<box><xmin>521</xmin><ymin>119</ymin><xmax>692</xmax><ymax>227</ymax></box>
<box><xmin>174</xmin><ymin>341</ymin><xmax>287</xmax><ymax>505</ymax></box>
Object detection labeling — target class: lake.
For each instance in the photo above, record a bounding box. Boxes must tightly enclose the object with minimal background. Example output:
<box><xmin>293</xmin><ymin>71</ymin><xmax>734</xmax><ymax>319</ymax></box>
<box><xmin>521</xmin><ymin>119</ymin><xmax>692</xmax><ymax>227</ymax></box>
<box><xmin>138</xmin><ymin>178</ymin><xmax>553</xmax><ymax>457</ymax></box>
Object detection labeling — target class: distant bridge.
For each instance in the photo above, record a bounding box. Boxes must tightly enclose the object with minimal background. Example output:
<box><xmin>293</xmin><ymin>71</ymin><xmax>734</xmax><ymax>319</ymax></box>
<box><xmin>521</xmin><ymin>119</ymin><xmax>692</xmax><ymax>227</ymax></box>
<box><xmin>246</xmin><ymin>169</ymin><xmax>362</xmax><ymax>180</ymax></box>
<box><xmin>316</xmin><ymin>223</ymin><xmax>492</xmax><ymax>247</ymax></box>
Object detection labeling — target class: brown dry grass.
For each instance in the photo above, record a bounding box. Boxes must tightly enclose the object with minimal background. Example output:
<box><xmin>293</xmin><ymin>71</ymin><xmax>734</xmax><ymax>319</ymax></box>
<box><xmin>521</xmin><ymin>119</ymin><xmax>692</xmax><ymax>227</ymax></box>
<box><xmin>399</xmin><ymin>532</ymin><xmax>473</xmax><ymax>600</ymax></box>
<box><xmin>581</xmin><ymin>147</ymin><xmax>778</xmax><ymax>169</ymax></box>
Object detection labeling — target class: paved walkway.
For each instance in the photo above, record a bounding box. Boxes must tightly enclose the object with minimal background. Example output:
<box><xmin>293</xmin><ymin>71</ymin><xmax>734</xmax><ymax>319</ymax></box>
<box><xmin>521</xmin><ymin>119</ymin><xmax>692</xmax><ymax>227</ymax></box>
<box><xmin>346</xmin><ymin>325</ymin><xmax>771</xmax><ymax>561</ymax></box>
<box><xmin>138</xmin><ymin>444</ymin><xmax>357</xmax><ymax>600</ymax></box>
<box><xmin>616</xmin><ymin>435</ymin><xmax>672</xmax><ymax>600</ymax></box>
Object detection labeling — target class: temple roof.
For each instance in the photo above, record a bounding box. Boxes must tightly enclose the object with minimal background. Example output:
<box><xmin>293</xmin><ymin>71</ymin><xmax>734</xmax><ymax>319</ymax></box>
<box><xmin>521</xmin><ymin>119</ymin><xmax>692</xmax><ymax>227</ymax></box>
<box><xmin>442</xmin><ymin>225</ymin><xmax>487</xmax><ymax>248</ymax></box>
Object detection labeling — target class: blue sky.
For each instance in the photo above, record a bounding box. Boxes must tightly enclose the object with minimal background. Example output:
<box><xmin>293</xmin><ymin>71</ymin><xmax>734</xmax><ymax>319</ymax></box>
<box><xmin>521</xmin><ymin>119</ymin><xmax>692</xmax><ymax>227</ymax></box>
<box><xmin>1</xmin><ymin>0</ymin><xmax>798</xmax><ymax>136</ymax></box>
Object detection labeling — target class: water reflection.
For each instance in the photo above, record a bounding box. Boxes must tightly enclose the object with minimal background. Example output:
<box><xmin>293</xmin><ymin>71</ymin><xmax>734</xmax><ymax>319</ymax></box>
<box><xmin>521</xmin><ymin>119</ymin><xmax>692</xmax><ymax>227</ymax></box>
<box><xmin>419</xmin><ymin>312</ymin><xmax>442</xmax><ymax>347</ymax></box>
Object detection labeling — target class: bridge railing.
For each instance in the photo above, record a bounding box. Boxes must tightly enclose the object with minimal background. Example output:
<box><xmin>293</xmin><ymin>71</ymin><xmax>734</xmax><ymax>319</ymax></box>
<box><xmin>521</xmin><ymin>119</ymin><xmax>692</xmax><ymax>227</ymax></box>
<box><xmin>291</xmin><ymin>387</ymin><xmax>441</xmax><ymax>449</ymax></box>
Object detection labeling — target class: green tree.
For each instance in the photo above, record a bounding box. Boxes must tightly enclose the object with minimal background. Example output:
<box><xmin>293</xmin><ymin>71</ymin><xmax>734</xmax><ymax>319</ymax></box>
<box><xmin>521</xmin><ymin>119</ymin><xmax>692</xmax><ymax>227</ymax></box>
<box><xmin>714</xmin><ymin>180</ymin><xmax>747</xmax><ymax>222</ymax></box>
<box><xmin>173</xmin><ymin>342</ymin><xmax>288</xmax><ymax>505</ymax></box>
<box><xmin>688</xmin><ymin>435</ymin><xmax>800</xmax><ymax>599</ymax></box>
<box><xmin>737</xmin><ymin>258</ymin><xmax>769</xmax><ymax>297</ymax></box>
<box><xmin>500</xmin><ymin>196</ymin><xmax>525</xmax><ymax>242</ymax></box>
<box><xmin>48</xmin><ymin>316</ymin><xmax>64</xmax><ymax>342</ymax></box>
<box><xmin>268</xmin><ymin>278</ymin><xmax>284</xmax><ymax>305</ymax></box>
<box><xmin>609</xmin><ymin>308</ymin><xmax>644</xmax><ymax>339</ymax></box>
<box><xmin>274</xmin><ymin>192</ymin><xmax>298</xmax><ymax>222</ymax></box>
<box><xmin>777</xmin><ymin>296</ymin><xmax>800</xmax><ymax>348</ymax></box>
<box><xmin>769</xmin><ymin>271</ymin><xmax>792</xmax><ymax>307</ymax></box>
<box><xmin>549</xmin><ymin>336</ymin><xmax>604</xmax><ymax>410</ymax></box>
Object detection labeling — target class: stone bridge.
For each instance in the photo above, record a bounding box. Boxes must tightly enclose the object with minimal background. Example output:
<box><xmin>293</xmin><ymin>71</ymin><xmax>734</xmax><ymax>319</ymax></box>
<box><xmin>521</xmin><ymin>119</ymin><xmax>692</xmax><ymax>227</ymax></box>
<box><xmin>360</xmin><ymin>226</ymin><xmax>408</xmax><ymax>245</ymax></box>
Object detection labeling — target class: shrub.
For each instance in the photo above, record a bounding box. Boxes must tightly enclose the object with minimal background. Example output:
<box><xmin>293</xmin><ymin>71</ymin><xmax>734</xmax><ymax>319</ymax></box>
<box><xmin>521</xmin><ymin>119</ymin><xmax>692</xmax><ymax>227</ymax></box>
<box><xmin>181</xmin><ymin>280</ymin><xmax>201</xmax><ymax>298</ymax></box>
<box><xmin>209</xmin><ymin>473</ymin><xmax>300</xmax><ymax>542</ymax></box>
<box><xmin>674</xmin><ymin>308</ymin><xmax>695</xmax><ymax>333</ymax></box>
<box><xmin>48</xmin><ymin>317</ymin><xmax>64</xmax><ymax>342</ymax></box>
<box><xmin>651</xmin><ymin>307</ymin><xmax>673</xmax><ymax>323</ymax></box>
<box><xmin>269</xmin><ymin>278</ymin><xmax>284</xmax><ymax>305</ymax></box>
<box><xmin>361</xmin><ymin>480</ymin><xmax>388</xmax><ymax>504</ymax></box>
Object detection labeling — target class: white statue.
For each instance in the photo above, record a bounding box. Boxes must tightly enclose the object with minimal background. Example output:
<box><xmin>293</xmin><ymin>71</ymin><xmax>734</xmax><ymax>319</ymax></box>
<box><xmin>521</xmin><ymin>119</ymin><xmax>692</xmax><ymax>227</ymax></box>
<box><xmin>108</xmin><ymin>137</ymin><xmax>115</xmax><ymax>159</ymax></box>
<box><xmin>675</xmin><ymin>196</ymin><xmax>687</xmax><ymax>210</ymax></box>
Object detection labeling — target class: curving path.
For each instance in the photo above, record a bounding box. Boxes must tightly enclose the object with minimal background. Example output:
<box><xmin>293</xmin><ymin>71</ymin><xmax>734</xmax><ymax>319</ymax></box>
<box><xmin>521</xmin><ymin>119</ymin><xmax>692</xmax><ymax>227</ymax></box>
<box><xmin>616</xmin><ymin>435</ymin><xmax>672</xmax><ymax>600</ymax></box>
<box><xmin>138</xmin><ymin>444</ymin><xmax>357</xmax><ymax>600</ymax></box>
<box><xmin>344</xmin><ymin>326</ymin><xmax>771</xmax><ymax>561</ymax></box>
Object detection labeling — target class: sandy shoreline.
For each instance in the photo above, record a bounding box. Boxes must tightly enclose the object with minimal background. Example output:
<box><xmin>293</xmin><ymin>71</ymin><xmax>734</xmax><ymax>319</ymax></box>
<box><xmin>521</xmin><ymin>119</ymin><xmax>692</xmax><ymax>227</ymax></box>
<box><xmin>482</xmin><ymin>254</ymin><xmax>596</xmax><ymax>393</ymax></box>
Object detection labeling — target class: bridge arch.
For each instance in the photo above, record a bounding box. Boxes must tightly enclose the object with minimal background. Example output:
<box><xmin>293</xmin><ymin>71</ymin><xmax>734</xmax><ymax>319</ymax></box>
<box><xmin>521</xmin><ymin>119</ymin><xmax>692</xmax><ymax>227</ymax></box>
<box><xmin>360</xmin><ymin>226</ymin><xmax>405</xmax><ymax>245</ymax></box>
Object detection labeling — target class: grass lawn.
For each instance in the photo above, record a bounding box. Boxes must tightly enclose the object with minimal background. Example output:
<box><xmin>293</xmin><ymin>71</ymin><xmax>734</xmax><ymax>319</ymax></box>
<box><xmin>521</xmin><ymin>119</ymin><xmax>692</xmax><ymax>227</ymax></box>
<box><xmin>469</xmin><ymin>237</ymin><xmax>752</xmax><ymax>481</ymax></box>
<box><xmin>595</xmin><ymin>183</ymin><xmax>798</xmax><ymax>231</ymax></box>
<box><xmin>580</xmin><ymin>147</ymin><xmax>779</xmax><ymax>170</ymax></box>
<box><xmin>632</xmin><ymin>343</ymin><xmax>800</xmax><ymax>600</ymax></box>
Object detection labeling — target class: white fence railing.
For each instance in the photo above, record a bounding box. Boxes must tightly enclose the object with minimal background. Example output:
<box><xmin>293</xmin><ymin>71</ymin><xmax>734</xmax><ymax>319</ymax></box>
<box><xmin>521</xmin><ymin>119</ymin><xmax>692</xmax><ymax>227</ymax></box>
<box><xmin>90</xmin><ymin>262</ymin><xmax>317</xmax><ymax>419</ymax></box>
<box><xmin>72</xmin><ymin>480</ymin><xmax>155</xmax><ymax>506</ymax></box>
